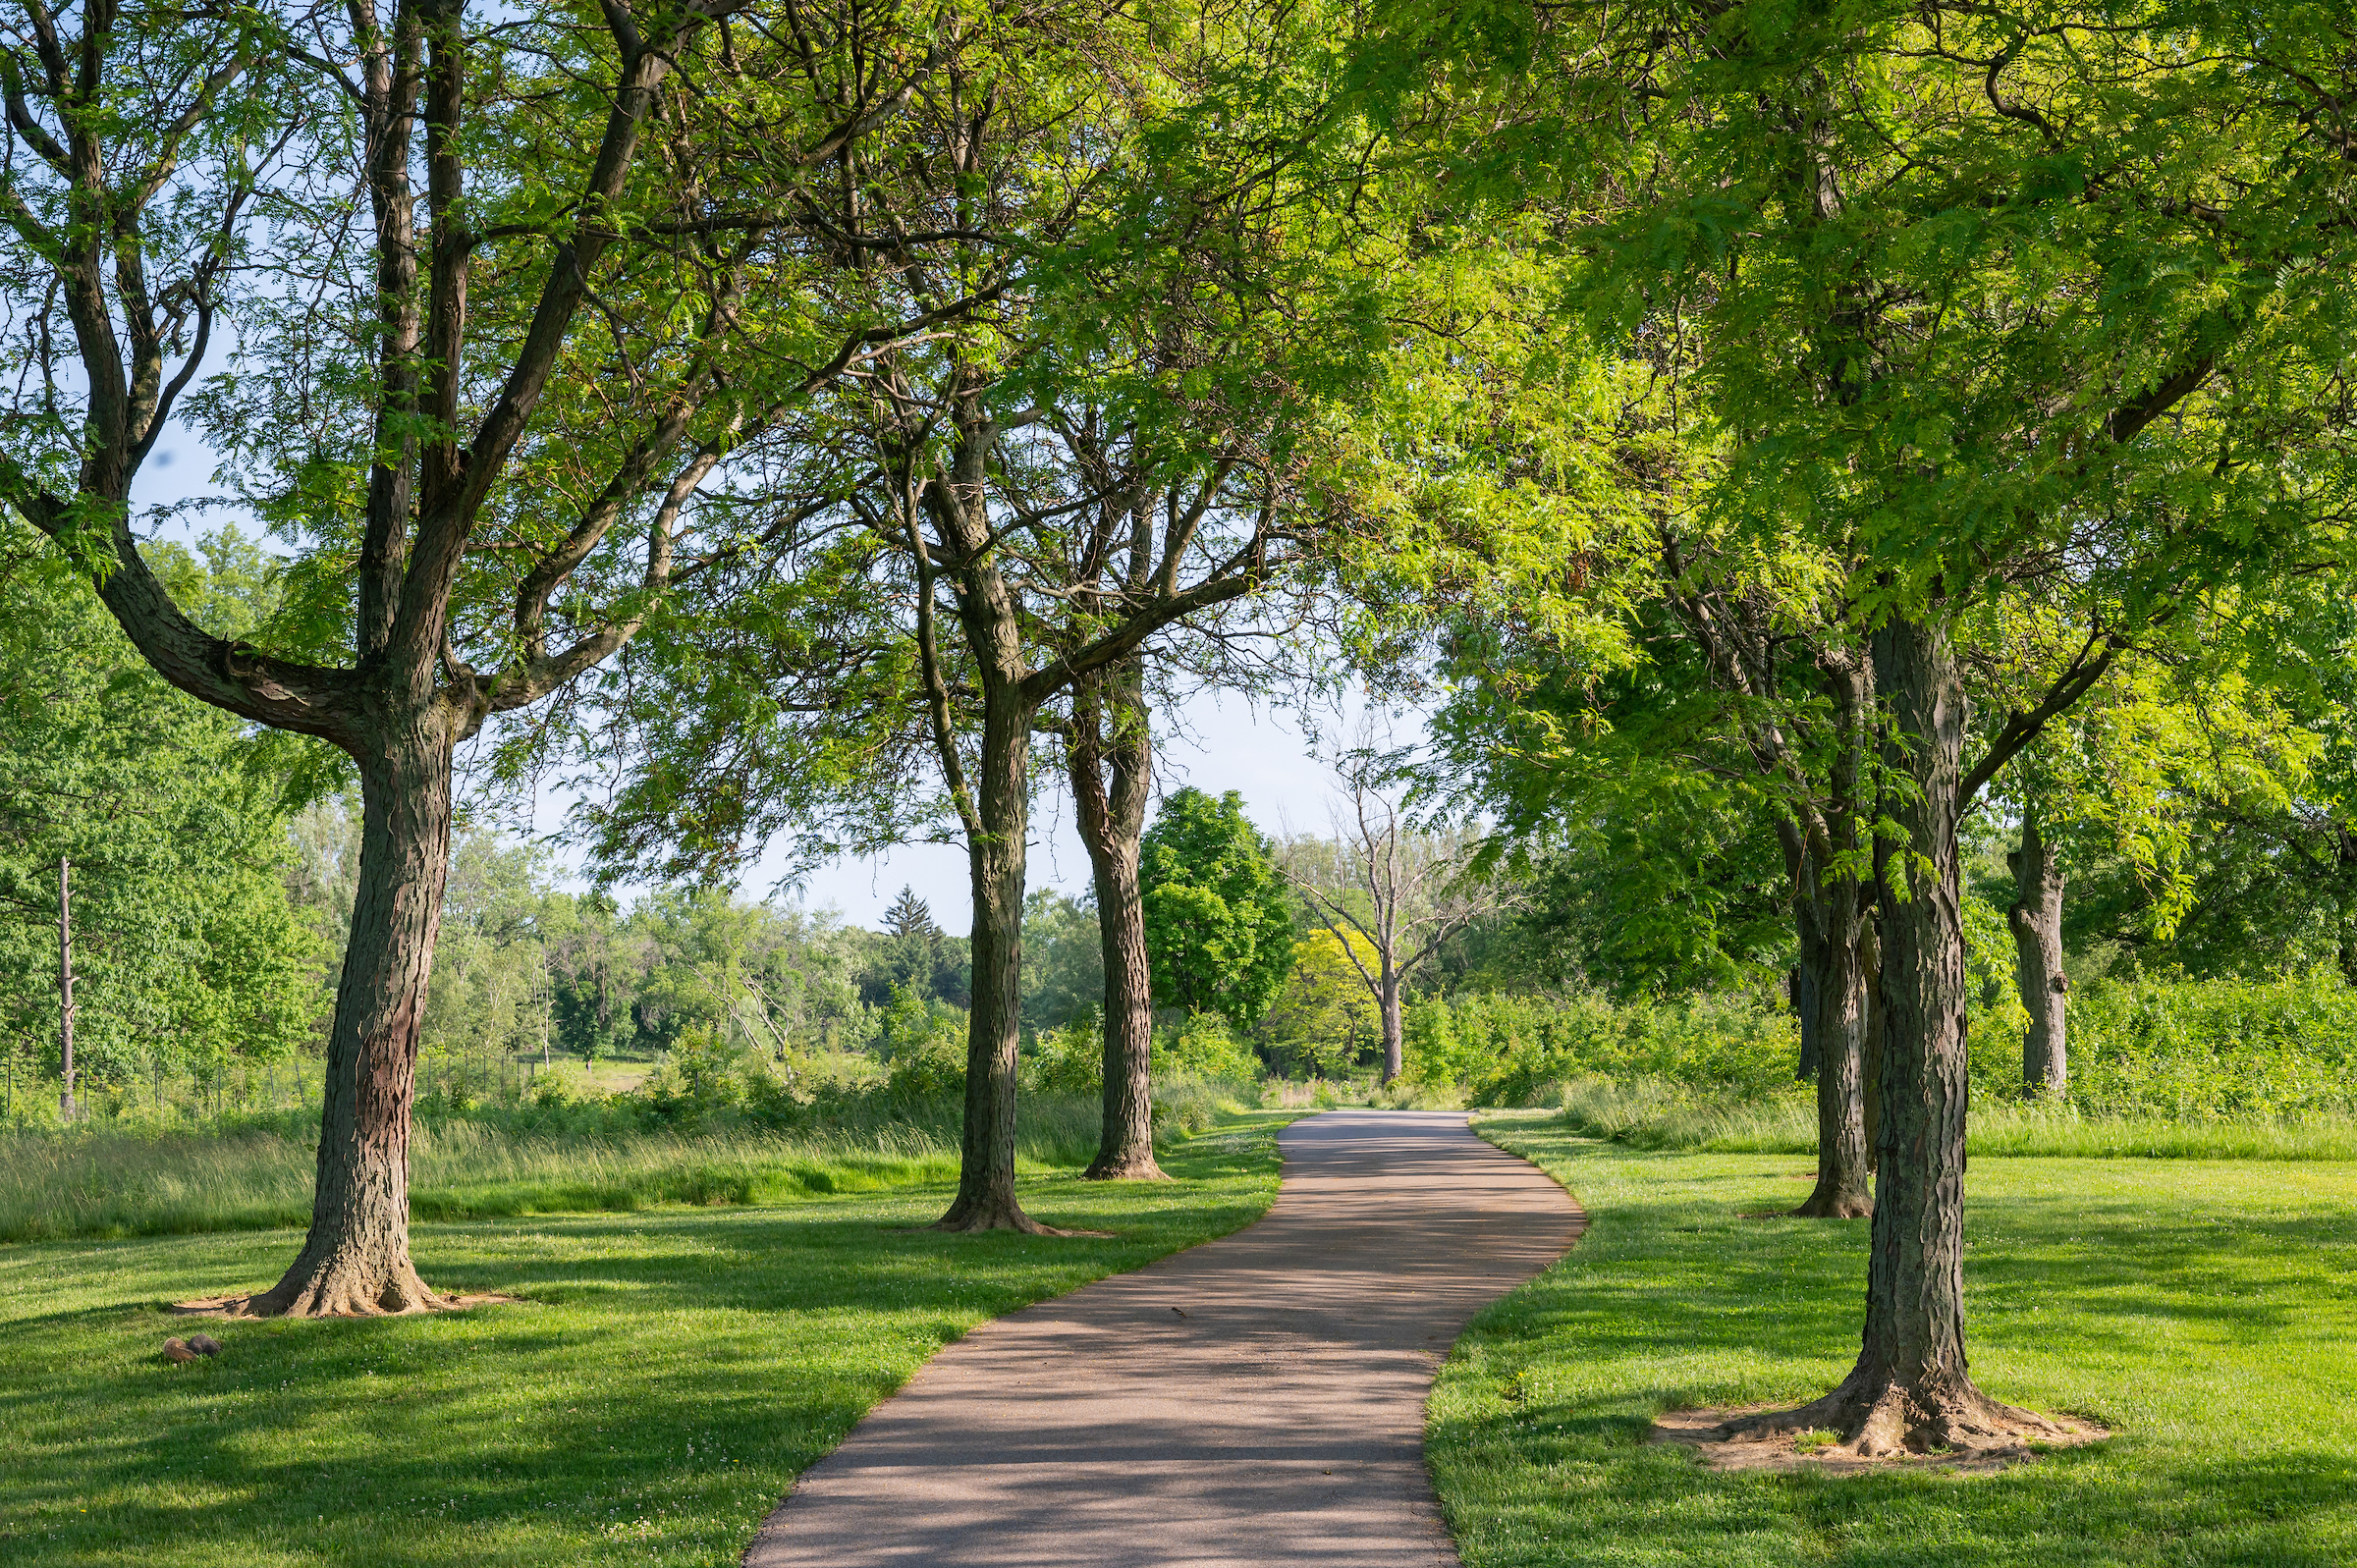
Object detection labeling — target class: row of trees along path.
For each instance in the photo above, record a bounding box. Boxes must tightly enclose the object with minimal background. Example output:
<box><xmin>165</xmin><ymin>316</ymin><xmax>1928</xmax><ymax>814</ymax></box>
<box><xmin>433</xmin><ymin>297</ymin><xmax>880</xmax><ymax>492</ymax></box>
<box><xmin>10</xmin><ymin>0</ymin><xmax>2355</xmax><ymax>1498</ymax></box>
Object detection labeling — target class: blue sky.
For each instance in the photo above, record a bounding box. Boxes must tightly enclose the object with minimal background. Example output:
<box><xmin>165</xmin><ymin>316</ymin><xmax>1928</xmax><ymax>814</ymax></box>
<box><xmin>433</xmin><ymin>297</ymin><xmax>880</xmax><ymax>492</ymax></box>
<box><xmin>132</xmin><ymin>429</ymin><xmax>1392</xmax><ymax>935</ymax></box>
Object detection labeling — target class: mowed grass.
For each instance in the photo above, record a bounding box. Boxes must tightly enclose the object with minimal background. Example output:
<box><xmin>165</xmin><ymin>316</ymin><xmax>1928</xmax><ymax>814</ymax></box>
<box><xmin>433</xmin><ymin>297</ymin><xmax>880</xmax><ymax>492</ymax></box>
<box><xmin>0</xmin><ymin>1112</ymin><xmax>1294</xmax><ymax>1567</ymax></box>
<box><xmin>1434</xmin><ymin>1112</ymin><xmax>2357</xmax><ymax>1568</ymax></box>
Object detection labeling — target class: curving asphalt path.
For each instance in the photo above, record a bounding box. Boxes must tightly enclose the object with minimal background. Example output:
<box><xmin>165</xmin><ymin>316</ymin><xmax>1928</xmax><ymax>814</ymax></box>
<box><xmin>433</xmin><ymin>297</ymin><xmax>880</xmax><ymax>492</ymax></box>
<box><xmin>742</xmin><ymin>1108</ymin><xmax>1585</xmax><ymax>1568</ymax></box>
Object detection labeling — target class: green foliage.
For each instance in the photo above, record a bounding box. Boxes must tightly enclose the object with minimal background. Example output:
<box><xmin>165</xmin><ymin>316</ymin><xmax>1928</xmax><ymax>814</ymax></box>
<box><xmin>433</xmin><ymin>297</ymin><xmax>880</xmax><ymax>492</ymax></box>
<box><xmin>1157</xmin><ymin>1010</ymin><xmax>1261</xmax><ymax>1082</ymax></box>
<box><xmin>1404</xmin><ymin>965</ymin><xmax>2357</xmax><ymax>1129</ymax></box>
<box><xmin>878</xmin><ymin>990</ymin><xmax>969</xmax><ymax>1101</ymax></box>
<box><xmin>1258</xmin><ymin>930</ymin><xmax>1384</xmax><ymax>1076</ymax></box>
<box><xmin>0</xmin><ymin>526</ymin><xmax>326</xmax><ymax>1115</ymax></box>
<box><xmin>1426</xmin><ymin>610</ymin><xmax>1800</xmax><ymax>997</ymax></box>
<box><xmin>1140</xmin><ymin>788</ymin><xmax>1295</xmax><ymax>1027</ymax></box>
<box><xmin>1401</xmin><ymin>991</ymin><xmax>1798</xmax><ymax>1107</ymax></box>
<box><xmin>1019</xmin><ymin>890</ymin><xmax>1104</xmax><ymax>1033</ymax></box>
<box><xmin>1995</xmin><ymin>971</ymin><xmax>2357</xmax><ymax>1122</ymax></box>
<box><xmin>1025</xmin><ymin>1008</ymin><xmax>1104</xmax><ymax>1098</ymax></box>
<box><xmin>1546</xmin><ymin>1077</ymin><xmax>2357</xmax><ymax>1162</ymax></box>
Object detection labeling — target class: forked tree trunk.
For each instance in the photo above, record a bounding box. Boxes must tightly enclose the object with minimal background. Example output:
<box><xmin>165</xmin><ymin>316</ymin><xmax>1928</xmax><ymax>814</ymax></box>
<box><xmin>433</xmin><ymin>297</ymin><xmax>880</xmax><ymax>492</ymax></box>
<box><xmin>2007</xmin><ymin>812</ymin><xmax>2068</xmax><ymax>1098</ymax></box>
<box><xmin>247</xmin><ymin>713</ymin><xmax>460</xmax><ymax>1316</ymax></box>
<box><xmin>1069</xmin><ymin>667</ymin><xmax>1163</xmax><ymax>1180</ymax></box>
<box><xmin>1791</xmin><ymin>905</ymin><xmax>1872</xmax><ymax>1217</ymax></box>
<box><xmin>935</xmin><ymin>684</ymin><xmax>1056</xmax><ymax>1233</ymax></box>
<box><xmin>1735</xmin><ymin>612</ymin><xmax>2063</xmax><ymax>1454</ymax></box>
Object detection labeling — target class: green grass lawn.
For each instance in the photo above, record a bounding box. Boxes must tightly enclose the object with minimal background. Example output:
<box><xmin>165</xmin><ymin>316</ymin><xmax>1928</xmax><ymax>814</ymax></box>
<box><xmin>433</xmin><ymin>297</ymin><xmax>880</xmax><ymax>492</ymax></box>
<box><xmin>1437</xmin><ymin>1111</ymin><xmax>2357</xmax><ymax>1568</ymax></box>
<box><xmin>0</xmin><ymin>1112</ymin><xmax>1294</xmax><ymax>1567</ymax></box>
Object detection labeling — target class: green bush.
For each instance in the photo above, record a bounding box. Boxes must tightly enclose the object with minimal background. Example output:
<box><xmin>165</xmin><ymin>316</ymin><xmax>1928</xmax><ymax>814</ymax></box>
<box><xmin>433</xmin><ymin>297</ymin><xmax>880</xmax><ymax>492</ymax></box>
<box><xmin>1156</xmin><ymin>1010</ymin><xmax>1261</xmax><ymax>1081</ymax></box>
<box><xmin>1025</xmin><ymin>1010</ymin><xmax>1103</xmax><ymax>1096</ymax></box>
<box><xmin>1408</xmin><ymin>968</ymin><xmax>2357</xmax><ymax>1126</ymax></box>
<box><xmin>1542</xmin><ymin>1074</ymin><xmax>2357</xmax><ymax>1161</ymax></box>
<box><xmin>1403</xmin><ymin>990</ymin><xmax>1796</xmax><ymax>1107</ymax></box>
<box><xmin>1972</xmin><ymin>969</ymin><xmax>2357</xmax><ymax>1119</ymax></box>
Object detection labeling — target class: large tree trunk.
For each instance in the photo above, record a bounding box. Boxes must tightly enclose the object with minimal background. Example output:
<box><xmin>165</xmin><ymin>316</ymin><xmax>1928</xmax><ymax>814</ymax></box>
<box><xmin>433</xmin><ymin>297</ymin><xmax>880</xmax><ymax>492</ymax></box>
<box><xmin>247</xmin><ymin>714</ymin><xmax>459</xmax><ymax>1317</ymax></box>
<box><xmin>1735</xmin><ymin>612</ymin><xmax>2063</xmax><ymax>1454</ymax></box>
<box><xmin>1790</xmin><ymin>901</ymin><xmax>1872</xmax><ymax>1217</ymax></box>
<box><xmin>935</xmin><ymin>682</ymin><xmax>1054</xmax><ymax>1233</ymax></box>
<box><xmin>1069</xmin><ymin>666</ymin><xmax>1164</xmax><ymax>1180</ymax></box>
<box><xmin>2007</xmin><ymin>812</ymin><xmax>2068</xmax><ymax>1098</ymax></box>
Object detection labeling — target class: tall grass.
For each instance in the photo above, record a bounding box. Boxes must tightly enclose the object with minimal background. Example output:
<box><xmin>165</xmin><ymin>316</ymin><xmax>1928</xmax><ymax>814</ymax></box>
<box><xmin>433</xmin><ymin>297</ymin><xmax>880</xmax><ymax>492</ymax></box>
<box><xmin>1538</xmin><ymin>1074</ymin><xmax>2357</xmax><ymax>1161</ymax></box>
<box><xmin>0</xmin><ymin>1080</ymin><xmax>1242</xmax><ymax>1243</ymax></box>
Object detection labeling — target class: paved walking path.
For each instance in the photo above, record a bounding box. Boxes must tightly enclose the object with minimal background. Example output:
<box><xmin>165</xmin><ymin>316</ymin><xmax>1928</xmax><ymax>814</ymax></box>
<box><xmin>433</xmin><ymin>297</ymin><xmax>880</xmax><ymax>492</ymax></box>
<box><xmin>742</xmin><ymin>1108</ymin><xmax>1585</xmax><ymax>1568</ymax></box>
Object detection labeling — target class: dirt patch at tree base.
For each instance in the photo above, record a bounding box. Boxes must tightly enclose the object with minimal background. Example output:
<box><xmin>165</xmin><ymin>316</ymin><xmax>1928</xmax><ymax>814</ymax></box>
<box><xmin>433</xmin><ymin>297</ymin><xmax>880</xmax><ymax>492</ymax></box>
<box><xmin>1648</xmin><ymin>1404</ymin><xmax>2109</xmax><ymax>1476</ymax></box>
<box><xmin>167</xmin><ymin>1292</ymin><xmax>522</xmax><ymax>1319</ymax></box>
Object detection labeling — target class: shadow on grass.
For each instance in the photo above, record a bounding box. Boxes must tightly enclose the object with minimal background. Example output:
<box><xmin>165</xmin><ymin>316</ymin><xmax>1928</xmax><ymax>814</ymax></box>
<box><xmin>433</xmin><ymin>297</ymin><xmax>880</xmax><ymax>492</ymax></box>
<box><xmin>1430</xmin><ymin>1126</ymin><xmax>2357</xmax><ymax>1568</ymax></box>
<box><xmin>0</xmin><ymin>1123</ymin><xmax>1295</xmax><ymax>1567</ymax></box>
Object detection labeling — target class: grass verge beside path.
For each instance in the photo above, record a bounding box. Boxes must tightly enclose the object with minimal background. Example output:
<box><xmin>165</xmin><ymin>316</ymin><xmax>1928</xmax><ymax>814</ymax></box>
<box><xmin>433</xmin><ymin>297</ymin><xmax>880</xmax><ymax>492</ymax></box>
<box><xmin>0</xmin><ymin>1110</ymin><xmax>1296</xmax><ymax>1567</ymax></box>
<box><xmin>1435</xmin><ymin>1111</ymin><xmax>2357</xmax><ymax>1568</ymax></box>
<box><xmin>1548</xmin><ymin>1076</ymin><xmax>2357</xmax><ymax>1161</ymax></box>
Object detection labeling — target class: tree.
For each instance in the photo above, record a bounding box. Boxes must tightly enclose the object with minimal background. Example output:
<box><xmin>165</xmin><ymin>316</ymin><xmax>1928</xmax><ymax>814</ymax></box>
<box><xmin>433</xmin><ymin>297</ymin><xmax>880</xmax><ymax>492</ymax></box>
<box><xmin>0</xmin><ymin>525</ymin><xmax>322</xmax><ymax>1118</ymax></box>
<box><xmin>576</xmin><ymin>3</ymin><xmax>1375</xmax><ymax>1232</ymax></box>
<box><xmin>1279</xmin><ymin>750</ymin><xmax>1512</xmax><ymax>1084</ymax></box>
<box><xmin>879</xmin><ymin>887</ymin><xmax>946</xmax><ymax>1001</ymax></box>
<box><xmin>883</xmin><ymin>888</ymin><xmax>938</xmax><ymax>942</ymax></box>
<box><xmin>1537</xmin><ymin>0</ymin><xmax>2357</xmax><ymax>1452</ymax></box>
<box><xmin>1063</xmin><ymin>663</ymin><xmax>1161</xmax><ymax>1178</ymax></box>
<box><xmin>2006</xmin><ymin>812</ymin><xmax>2068</xmax><ymax>1097</ymax></box>
<box><xmin>1140</xmin><ymin>788</ymin><xmax>1296</xmax><ymax>1030</ymax></box>
<box><xmin>1259</xmin><ymin>928</ymin><xmax>1382</xmax><ymax>1077</ymax></box>
<box><xmin>1018</xmin><ymin>890</ymin><xmax>1104</xmax><ymax>1035</ymax></box>
<box><xmin>0</xmin><ymin>0</ymin><xmax>963</xmax><ymax>1311</ymax></box>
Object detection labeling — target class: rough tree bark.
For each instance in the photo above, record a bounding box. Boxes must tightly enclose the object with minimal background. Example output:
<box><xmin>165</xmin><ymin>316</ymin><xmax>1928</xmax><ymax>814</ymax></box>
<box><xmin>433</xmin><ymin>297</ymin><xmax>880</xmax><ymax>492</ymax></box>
<box><xmin>2007</xmin><ymin>811</ymin><xmax>2068</xmax><ymax>1098</ymax></box>
<box><xmin>1791</xmin><ymin>964</ymin><xmax>1819</xmax><ymax>1080</ymax></box>
<box><xmin>1378</xmin><ymin>964</ymin><xmax>1405</xmax><ymax>1085</ymax></box>
<box><xmin>932</xmin><ymin>594</ymin><xmax>1055</xmax><ymax>1232</ymax></box>
<box><xmin>1068</xmin><ymin>663</ymin><xmax>1164</xmax><ymax>1180</ymax></box>
<box><xmin>0</xmin><ymin>0</ymin><xmax>885</xmax><ymax>1311</ymax></box>
<box><xmin>1790</xmin><ymin>903</ymin><xmax>1872</xmax><ymax>1217</ymax></box>
<box><xmin>250</xmin><ymin>714</ymin><xmax>460</xmax><ymax>1315</ymax></box>
<box><xmin>1733</xmin><ymin>612</ymin><xmax>2065</xmax><ymax>1454</ymax></box>
<box><xmin>1787</xmin><ymin>653</ymin><xmax>1876</xmax><ymax>1218</ymax></box>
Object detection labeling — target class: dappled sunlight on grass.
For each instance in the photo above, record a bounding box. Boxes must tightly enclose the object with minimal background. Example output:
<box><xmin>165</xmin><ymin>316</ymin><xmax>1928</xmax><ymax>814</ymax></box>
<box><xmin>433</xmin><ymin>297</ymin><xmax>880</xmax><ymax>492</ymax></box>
<box><xmin>0</xmin><ymin>1112</ymin><xmax>1295</xmax><ymax>1567</ymax></box>
<box><xmin>1433</xmin><ymin>1112</ymin><xmax>2357</xmax><ymax>1567</ymax></box>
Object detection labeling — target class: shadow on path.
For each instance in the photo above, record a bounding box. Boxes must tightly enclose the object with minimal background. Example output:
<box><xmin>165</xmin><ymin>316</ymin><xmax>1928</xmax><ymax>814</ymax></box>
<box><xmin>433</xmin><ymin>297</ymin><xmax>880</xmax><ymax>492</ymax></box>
<box><xmin>743</xmin><ymin>1108</ymin><xmax>1586</xmax><ymax>1568</ymax></box>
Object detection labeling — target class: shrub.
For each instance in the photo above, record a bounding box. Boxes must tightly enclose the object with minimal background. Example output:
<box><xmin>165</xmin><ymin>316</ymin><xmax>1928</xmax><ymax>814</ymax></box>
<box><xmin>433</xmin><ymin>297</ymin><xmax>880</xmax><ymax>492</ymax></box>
<box><xmin>1404</xmin><ymin>990</ymin><xmax>1795</xmax><ymax>1107</ymax></box>
<box><xmin>1026</xmin><ymin>1010</ymin><xmax>1103</xmax><ymax>1097</ymax></box>
<box><xmin>1157</xmin><ymin>1010</ymin><xmax>1261</xmax><ymax>1081</ymax></box>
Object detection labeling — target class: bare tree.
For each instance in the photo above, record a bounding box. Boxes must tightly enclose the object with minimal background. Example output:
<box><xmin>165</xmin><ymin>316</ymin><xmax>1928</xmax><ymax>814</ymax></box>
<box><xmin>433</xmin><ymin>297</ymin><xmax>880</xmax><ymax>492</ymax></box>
<box><xmin>1281</xmin><ymin>742</ymin><xmax>1515</xmax><ymax>1084</ymax></box>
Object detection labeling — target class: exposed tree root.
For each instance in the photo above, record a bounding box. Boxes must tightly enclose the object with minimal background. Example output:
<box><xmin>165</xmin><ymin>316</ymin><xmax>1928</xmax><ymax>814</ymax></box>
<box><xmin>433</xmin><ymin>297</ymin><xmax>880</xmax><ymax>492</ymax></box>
<box><xmin>929</xmin><ymin>1192</ymin><xmax>1109</xmax><ymax>1236</ymax></box>
<box><xmin>1081</xmin><ymin>1151</ymin><xmax>1168</xmax><ymax>1181</ymax></box>
<box><xmin>1713</xmin><ymin>1366</ymin><xmax>2084</xmax><ymax>1460</ymax></box>
<box><xmin>174</xmin><ymin>1257</ymin><xmax>516</xmax><ymax>1320</ymax></box>
<box><xmin>1788</xmin><ymin>1186</ymin><xmax>1873</xmax><ymax>1218</ymax></box>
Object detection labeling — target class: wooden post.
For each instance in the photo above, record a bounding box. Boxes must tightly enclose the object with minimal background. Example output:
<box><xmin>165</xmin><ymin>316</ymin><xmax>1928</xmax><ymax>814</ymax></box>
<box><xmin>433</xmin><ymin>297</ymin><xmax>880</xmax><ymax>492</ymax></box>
<box><xmin>59</xmin><ymin>857</ymin><xmax>76</xmax><ymax>1120</ymax></box>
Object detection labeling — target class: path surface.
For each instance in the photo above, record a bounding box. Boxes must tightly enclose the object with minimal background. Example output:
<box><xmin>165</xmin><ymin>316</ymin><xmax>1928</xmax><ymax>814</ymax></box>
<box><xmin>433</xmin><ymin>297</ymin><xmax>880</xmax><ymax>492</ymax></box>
<box><xmin>742</xmin><ymin>1108</ymin><xmax>1585</xmax><ymax>1568</ymax></box>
